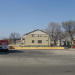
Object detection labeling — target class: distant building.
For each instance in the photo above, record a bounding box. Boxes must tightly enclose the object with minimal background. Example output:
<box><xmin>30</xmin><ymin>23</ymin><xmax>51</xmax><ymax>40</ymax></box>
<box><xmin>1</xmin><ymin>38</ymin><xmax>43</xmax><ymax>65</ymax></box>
<box><xmin>21</xmin><ymin>29</ymin><xmax>50</xmax><ymax>46</ymax></box>
<box><xmin>9</xmin><ymin>38</ymin><xmax>21</xmax><ymax>45</ymax></box>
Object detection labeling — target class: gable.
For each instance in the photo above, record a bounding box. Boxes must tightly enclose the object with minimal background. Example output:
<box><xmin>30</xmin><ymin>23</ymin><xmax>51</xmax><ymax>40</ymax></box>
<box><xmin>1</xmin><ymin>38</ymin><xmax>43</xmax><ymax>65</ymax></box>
<box><xmin>23</xmin><ymin>29</ymin><xmax>49</xmax><ymax>36</ymax></box>
<box><xmin>30</xmin><ymin>30</ymin><xmax>47</xmax><ymax>34</ymax></box>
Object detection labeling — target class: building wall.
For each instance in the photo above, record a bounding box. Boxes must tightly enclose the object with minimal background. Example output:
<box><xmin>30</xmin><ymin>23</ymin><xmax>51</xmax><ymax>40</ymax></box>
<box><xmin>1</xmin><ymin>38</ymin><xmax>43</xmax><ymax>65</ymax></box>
<box><xmin>24</xmin><ymin>34</ymin><xmax>50</xmax><ymax>46</ymax></box>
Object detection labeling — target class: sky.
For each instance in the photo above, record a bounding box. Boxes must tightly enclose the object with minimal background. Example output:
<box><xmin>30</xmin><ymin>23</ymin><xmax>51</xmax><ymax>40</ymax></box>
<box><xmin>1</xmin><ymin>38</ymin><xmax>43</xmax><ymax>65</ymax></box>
<box><xmin>0</xmin><ymin>0</ymin><xmax>75</xmax><ymax>39</ymax></box>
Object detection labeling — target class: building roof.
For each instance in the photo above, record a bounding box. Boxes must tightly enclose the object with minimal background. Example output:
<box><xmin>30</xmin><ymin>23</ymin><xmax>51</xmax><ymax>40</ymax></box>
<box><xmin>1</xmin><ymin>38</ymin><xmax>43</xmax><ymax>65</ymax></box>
<box><xmin>23</xmin><ymin>29</ymin><xmax>49</xmax><ymax>36</ymax></box>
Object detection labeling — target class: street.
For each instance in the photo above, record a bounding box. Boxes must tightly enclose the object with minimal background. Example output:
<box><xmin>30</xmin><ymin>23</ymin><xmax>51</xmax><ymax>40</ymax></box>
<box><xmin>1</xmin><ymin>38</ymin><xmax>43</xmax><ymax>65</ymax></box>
<box><xmin>0</xmin><ymin>49</ymin><xmax>75</xmax><ymax>75</ymax></box>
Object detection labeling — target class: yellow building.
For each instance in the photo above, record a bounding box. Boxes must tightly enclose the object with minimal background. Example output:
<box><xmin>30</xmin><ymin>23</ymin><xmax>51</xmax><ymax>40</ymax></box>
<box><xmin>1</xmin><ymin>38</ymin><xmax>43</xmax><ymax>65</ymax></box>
<box><xmin>21</xmin><ymin>29</ymin><xmax>50</xmax><ymax>46</ymax></box>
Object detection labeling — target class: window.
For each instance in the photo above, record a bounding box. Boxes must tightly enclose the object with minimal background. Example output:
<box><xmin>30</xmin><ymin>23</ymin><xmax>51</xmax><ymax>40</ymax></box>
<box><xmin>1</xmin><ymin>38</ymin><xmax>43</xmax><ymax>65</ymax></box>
<box><xmin>32</xmin><ymin>34</ymin><xmax>34</xmax><ymax>37</ymax></box>
<box><xmin>1</xmin><ymin>40</ymin><xmax>4</xmax><ymax>42</ymax></box>
<box><xmin>38</xmin><ymin>35</ymin><xmax>39</xmax><ymax>37</ymax></box>
<box><xmin>38</xmin><ymin>35</ymin><xmax>42</xmax><ymax>37</ymax></box>
<box><xmin>32</xmin><ymin>40</ymin><xmax>34</xmax><ymax>43</ymax></box>
<box><xmin>40</xmin><ymin>35</ymin><xmax>42</xmax><ymax>37</ymax></box>
<box><xmin>38</xmin><ymin>40</ymin><xmax>42</xmax><ymax>43</ymax></box>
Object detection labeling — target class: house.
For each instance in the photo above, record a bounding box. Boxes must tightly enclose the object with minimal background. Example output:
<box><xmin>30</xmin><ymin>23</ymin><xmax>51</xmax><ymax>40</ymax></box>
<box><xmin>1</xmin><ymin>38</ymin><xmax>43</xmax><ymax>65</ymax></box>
<box><xmin>21</xmin><ymin>29</ymin><xmax>50</xmax><ymax>47</ymax></box>
<box><xmin>57</xmin><ymin>37</ymin><xmax>73</xmax><ymax>46</ymax></box>
<box><xmin>8</xmin><ymin>38</ymin><xmax>21</xmax><ymax>45</ymax></box>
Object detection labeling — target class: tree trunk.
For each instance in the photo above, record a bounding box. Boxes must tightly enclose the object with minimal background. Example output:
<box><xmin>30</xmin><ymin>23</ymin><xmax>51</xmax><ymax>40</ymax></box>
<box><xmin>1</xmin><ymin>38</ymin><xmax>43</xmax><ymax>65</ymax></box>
<box><xmin>54</xmin><ymin>40</ymin><xmax>56</xmax><ymax>46</ymax></box>
<box><xmin>60</xmin><ymin>39</ymin><xmax>61</xmax><ymax>46</ymax></box>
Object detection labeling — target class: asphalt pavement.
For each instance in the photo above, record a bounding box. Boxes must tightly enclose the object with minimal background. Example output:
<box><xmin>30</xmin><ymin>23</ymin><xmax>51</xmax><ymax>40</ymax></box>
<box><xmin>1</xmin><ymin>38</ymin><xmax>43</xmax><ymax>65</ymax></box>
<box><xmin>0</xmin><ymin>49</ymin><xmax>75</xmax><ymax>75</ymax></box>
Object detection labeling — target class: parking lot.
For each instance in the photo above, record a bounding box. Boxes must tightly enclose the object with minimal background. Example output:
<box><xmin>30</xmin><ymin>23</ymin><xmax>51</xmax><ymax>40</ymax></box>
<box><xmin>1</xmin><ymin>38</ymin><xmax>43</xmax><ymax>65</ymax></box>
<box><xmin>0</xmin><ymin>49</ymin><xmax>75</xmax><ymax>75</ymax></box>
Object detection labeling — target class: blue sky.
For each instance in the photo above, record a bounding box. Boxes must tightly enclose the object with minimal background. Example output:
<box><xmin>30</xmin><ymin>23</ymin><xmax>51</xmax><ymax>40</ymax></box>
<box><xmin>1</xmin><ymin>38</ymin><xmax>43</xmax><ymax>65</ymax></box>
<box><xmin>0</xmin><ymin>0</ymin><xmax>75</xmax><ymax>38</ymax></box>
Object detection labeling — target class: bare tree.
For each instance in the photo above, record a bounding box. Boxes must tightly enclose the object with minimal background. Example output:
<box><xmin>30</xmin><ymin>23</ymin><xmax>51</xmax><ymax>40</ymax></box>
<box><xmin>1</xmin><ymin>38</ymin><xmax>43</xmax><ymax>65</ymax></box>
<box><xmin>62</xmin><ymin>20</ymin><xmax>75</xmax><ymax>44</ymax></box>
<box><xmin>45</xmin><ymin>22</ymin><xmax>61</xmax><ymax>45</ymax></box>
<box><xmin>9</xmin><ymin>33</ymin><xmax>21</xmax><ymax>44</ymax></box>
<box><xmin>44</xmin><ymin>28</ymin><xmax>50</xmax><ymax>34</ymax></box>
<box><xmin>58</xmin><ymin>31</ymin><xmax>68</xmax><ymax>46</ymax></box>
